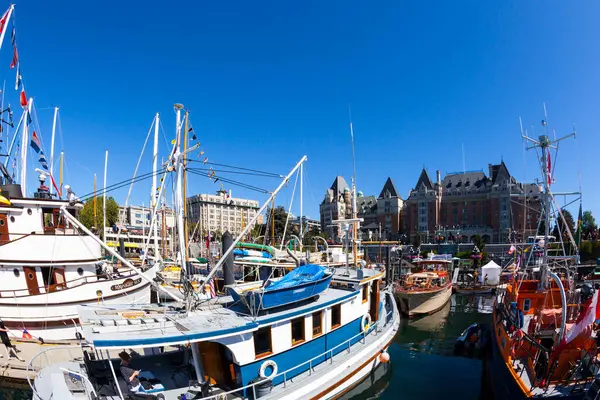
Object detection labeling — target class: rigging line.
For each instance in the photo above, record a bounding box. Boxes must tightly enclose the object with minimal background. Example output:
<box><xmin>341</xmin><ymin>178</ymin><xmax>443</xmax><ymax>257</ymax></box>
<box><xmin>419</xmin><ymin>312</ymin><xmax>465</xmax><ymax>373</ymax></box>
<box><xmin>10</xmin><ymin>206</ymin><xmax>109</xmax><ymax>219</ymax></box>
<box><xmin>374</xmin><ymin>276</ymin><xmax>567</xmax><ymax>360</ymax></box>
<box><xmin>188</xmin><ymin>159</ymin><xmax>283</xmax><ymax>177</ymax></box>
<box><xmin>186</xmin><ymin>166</ymin><xmax>280</xmax><ymax>178</ymax></box>
<box><xmin>158</xmin><ymin>119</ymin><xmax>171</xmax><ymax>152</ymax></box>
<box><xmin>280</xmin><ymin>168</ymin><xmax>300</xmax><ymax>251</ymax></box>
<box><xmin>124</xmin><ymin>117</ymin><xmax>156</xmax><ymax>209</ymax></box>
<box><xmin>78</xmin><ymin>168</ymin><xmax>167</xmax><ymax>201</ymax></box>
<box><xmin>186</xmin><ymin>170</ymin><xmax>269</xmax><ymax>193</ymax></box>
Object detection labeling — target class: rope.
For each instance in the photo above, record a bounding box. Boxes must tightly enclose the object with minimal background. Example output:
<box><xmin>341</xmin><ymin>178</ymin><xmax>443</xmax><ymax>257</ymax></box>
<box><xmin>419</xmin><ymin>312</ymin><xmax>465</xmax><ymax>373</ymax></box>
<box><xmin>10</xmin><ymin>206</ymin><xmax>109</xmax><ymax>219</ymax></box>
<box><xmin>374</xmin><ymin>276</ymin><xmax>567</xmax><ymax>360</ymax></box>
<box><xmin>280</xmin><ymin>169</ymin><xmax>299</xmax><ymax>251</ymax></box>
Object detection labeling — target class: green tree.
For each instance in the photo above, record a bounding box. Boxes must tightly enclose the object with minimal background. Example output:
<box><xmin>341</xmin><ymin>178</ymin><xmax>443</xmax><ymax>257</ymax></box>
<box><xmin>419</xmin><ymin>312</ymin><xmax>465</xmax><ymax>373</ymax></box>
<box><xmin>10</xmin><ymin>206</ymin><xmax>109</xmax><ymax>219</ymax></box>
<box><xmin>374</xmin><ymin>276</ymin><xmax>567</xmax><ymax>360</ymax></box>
<box><xmin>79</xmin><ymin>196</ymin><xmax>119</xmax><ymax>234</ymax></box>
<box><xmin>471</xmin><ymin>234</ymin><xmax>485</xmax><ymax>252</ymax></box>
<box><xmin>582</xmin><ymin>210</ymin><xmax>596</xmax><ymax>236</ymax></box>
<box><xmin>552</xmin><ymin>209</ymin><xmax>575</xmax><ymax>240</ymax></box>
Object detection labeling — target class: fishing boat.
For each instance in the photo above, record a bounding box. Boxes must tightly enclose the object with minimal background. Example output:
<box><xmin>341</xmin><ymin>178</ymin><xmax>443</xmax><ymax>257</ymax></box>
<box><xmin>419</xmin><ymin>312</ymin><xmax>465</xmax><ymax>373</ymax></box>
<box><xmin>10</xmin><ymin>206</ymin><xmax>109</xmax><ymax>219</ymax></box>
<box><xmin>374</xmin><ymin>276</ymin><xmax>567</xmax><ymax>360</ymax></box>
<box><xmin>395</xmin><ymin>256</ymin><xmax>452</xmax><ymax>317</ymax></box>
<box><xmin>487</xmin><ymin>115</ymin><xmax>599</xmax><ymax>399</ymax></box>
<box><xmin>27</xmin><ymin>120</ymin><xmax>401</xmax><ymax>399</ymax></box>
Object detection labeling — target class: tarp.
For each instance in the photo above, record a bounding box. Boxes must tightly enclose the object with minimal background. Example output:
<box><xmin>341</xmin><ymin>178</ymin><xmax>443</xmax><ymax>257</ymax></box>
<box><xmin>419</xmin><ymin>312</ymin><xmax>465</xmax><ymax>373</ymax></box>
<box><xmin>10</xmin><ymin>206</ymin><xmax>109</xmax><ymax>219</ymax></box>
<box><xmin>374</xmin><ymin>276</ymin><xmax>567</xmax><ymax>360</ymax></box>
<box><xmin>480</xmin><ymin>260</ymin><xmax>502</xmax><ymax>285</ymax></box>
<box><xmin>265</xmin><ymin>264</ymin><xmax>327</xmax><ymax>291</ymax></box>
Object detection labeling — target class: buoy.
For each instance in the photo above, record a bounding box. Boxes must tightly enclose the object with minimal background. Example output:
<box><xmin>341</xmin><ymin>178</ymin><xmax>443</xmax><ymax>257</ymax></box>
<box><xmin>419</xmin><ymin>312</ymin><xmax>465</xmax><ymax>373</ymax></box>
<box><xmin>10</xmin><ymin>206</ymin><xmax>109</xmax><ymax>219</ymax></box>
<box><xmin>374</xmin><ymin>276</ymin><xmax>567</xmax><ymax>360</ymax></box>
<box><xmin>379</xmin><ymin>351</ymin><xmax>390</xmax><ymax>363</ymax></box>
<box><xmin>259</xmin><ymin>359</ymin><xmax>278</xmax><ymax>379</ymax></box>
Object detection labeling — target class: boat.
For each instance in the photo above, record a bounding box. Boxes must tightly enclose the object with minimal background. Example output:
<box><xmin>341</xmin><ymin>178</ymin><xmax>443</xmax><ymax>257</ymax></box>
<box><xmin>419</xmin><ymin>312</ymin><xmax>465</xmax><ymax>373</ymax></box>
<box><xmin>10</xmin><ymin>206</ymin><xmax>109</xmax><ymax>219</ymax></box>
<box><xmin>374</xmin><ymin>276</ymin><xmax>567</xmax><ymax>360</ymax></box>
<box><xmin>228</xmin><ymin>264</ymin><xmax>334</xmax><ymax>312</ymax></box>
<box><xmin>487</xmin><ymin>115</ymin><xmax>598</xmax><ymax>399</ymax></box>
<box><xmin>395</xmin><ymin>256</ymin><xmax>452</xmax><ymax>318</ymax></box>
<box><xmin>28</xmin><ymin>135</ymin><xmax>401</xmax><ymax>399</ymax></box>
<box><xmin>454</xmin><ymin>322</ymin><xmax>489</xmax><ymax>358</ymax></box>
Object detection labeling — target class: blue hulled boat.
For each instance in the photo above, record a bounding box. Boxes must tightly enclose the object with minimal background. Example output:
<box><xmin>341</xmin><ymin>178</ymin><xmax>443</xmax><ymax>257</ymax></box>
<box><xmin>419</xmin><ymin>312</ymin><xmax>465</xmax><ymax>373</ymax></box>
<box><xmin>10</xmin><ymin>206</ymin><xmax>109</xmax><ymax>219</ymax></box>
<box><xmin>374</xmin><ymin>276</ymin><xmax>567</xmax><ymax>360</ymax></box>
<box><xmin>228</xmin><ymin>264</ymin><xmax>334</xmax><ymax>312</ymax></box>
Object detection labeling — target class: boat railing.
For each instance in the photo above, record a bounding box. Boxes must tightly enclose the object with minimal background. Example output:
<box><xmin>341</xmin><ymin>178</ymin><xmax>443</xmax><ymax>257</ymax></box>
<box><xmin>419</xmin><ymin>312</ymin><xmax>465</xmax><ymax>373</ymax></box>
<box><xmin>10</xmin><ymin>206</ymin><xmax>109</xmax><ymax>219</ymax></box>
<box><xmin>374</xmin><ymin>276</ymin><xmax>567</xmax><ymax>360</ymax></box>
<box><xmin>27</xmin><ymin>344</ymin><xmax>87</xmax><ymax>399</ymax></box>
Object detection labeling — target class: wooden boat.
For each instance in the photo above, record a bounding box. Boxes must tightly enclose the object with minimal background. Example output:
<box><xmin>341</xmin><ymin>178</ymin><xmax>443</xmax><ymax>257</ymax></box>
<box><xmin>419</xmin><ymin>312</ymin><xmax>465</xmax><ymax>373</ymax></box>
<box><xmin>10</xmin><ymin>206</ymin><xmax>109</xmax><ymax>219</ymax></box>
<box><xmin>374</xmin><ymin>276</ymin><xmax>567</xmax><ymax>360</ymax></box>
<box><xmin>395</xmin><ymin>258</ymin><xmax>452</xmax><ymax>318</ymax></box>
<box><xmin>454</xmin><ymin>285</ymin><xmax>493</xmax><ymax>295</ymax></box>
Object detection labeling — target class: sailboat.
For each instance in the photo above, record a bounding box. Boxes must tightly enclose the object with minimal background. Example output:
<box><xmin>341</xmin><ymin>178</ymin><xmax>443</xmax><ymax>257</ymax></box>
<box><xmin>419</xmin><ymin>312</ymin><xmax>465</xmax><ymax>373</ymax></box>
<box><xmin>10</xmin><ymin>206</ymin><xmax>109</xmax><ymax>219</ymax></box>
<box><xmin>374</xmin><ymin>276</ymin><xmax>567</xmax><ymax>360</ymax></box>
<box><xmin>28</xmin><ymin>105</ymin><xmax>400</xmax><ymax>400</ymax></box>
<box><xmin>486</xmin><ymin>112</ymin><xmax>597</xmax><ymax>399</ymax></box>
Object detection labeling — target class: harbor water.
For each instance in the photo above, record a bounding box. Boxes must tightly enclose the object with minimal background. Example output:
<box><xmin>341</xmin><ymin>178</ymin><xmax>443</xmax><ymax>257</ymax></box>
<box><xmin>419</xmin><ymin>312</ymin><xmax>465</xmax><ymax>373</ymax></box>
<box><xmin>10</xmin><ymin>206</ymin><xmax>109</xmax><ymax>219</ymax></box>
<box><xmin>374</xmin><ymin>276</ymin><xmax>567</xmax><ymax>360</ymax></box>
<box><xmin>0</xmin><ymin>294</ymin><xmax>493</xmax><ymax>400</ymax></box>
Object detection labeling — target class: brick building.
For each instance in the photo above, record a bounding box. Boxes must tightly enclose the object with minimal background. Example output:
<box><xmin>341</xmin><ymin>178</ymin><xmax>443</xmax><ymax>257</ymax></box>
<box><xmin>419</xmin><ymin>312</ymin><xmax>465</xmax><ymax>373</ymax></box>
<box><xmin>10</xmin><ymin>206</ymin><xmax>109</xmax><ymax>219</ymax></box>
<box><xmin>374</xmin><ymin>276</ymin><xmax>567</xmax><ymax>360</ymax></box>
<box><xmin>402</xmin><ymin>162</ymin><xmax>541</xmax><ymax>244</ymax></box>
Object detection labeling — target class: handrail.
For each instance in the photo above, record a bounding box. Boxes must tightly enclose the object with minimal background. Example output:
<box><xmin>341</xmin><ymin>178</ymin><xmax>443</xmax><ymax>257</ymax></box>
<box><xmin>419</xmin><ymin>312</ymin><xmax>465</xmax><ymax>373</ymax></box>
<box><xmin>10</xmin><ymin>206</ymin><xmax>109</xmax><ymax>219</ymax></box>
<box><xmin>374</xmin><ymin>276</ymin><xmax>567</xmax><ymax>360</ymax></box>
<box><xmin>28</xmin><ymin>297</ymin><xmax>397</xmax><ymax>400</ymax></box>
<box><xmin>0</xmin><ymin>269</ymin><xmax>142</xmax><ymax>299</ymax></box>
<box><xmin>27</xmin><ymin>345</ymin><xmax>83</xmax><ymax>399</ymax></box>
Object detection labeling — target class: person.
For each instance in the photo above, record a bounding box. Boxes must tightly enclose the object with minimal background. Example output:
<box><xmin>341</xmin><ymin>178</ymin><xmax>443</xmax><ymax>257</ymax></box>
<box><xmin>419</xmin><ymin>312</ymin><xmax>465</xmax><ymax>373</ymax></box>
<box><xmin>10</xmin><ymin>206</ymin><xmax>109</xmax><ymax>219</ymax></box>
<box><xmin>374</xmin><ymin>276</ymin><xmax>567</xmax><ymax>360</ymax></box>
<box><xmin>119</xmin><ymin>351</ymin><xmax>141</xmax><ymax>392</ymax></box>
<box><xmin>0</xmin><ymin>319</ymin><xmax>23</xmax><ymax>361</ymax></box>
<box><xmin>484</xmin><ymin>274</ymin><xmax>489</xmax><ymax>286</ymax></box>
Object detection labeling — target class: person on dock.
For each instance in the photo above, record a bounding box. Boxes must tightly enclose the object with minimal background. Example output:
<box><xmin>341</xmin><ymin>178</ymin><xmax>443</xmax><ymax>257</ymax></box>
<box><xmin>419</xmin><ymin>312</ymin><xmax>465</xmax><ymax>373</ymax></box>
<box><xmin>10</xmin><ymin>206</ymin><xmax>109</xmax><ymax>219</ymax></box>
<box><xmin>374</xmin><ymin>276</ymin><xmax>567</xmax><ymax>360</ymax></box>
<box><xmin>0</xmin><ymin>319</ymin><xmax>23</xmax><ymax>361</ymax></box>
<box><xmin>484</xmin><ymin>274</ymin><xmax>489</xmax><ymax>286</ymax></box>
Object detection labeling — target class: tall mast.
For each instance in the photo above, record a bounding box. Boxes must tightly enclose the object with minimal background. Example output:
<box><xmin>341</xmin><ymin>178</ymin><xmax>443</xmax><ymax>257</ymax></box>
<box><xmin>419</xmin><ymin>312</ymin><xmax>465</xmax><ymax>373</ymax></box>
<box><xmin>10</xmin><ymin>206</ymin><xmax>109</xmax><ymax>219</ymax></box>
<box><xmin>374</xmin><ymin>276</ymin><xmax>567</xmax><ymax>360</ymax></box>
<box><xmin>173</xmin><ymin>103</ymin><xmax>186</xmax><ymax>273</ymax></box>
<box><xmin>183</xmin><ymin>112</ymin><xmax>189</xmax><ymax>262</ymax></box>
<box><xmin>59</xmin><ymin>151</ymin><xmax>64</xmax><ymax>197</ymax></box>
<box><xmin>49</xmin><ymin>107</ymin><xmax>58</xmax><ymax>195</ymax></box>
<box><xmin>102</xmin><ymin>150</ymin><xmax>108</xmax><ymax>243</ymax></box>
<box><xmin>93</xmin><ymin>174</ymin><xmax>97</xmax><ymax>228</ymax></box>
<box><xmin>299</xmin><ymin>163</ymin><xmax>303</xmax><ymax>252</ymax></box>
<box><xmin>151</xmin><ymin>112</ymin><xmax>160</xmax><ymax>259</ymax></box>
<box><xmin>19</xmin><ymin>99</ymin><xmax>32</xmax><ymax>196</ymax></box>
<box><xmin>349</xmin><ymin>117</ymin><xmax>358</xmax><ymax>266</ymax></box>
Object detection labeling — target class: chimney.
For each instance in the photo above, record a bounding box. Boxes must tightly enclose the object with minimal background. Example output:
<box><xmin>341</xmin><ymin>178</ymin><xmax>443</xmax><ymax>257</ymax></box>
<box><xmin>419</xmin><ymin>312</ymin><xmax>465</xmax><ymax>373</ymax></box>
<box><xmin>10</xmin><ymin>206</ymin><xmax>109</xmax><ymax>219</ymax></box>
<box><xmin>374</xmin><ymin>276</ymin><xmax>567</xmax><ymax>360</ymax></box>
<box><xmin>436</xmin><ymin>170</ymin><xmax>441</xmax><ymax>185</ymax></box>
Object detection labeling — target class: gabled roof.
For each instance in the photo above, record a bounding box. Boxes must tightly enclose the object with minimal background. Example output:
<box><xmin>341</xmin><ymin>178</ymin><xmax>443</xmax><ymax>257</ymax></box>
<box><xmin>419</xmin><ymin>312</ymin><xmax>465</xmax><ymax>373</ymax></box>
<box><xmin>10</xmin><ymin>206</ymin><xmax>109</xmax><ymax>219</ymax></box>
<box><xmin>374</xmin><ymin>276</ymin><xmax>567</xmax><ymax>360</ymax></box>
<box><xmin>378</xmin><ymin>177</ymin><xmax>400</xmax><ymax>199</ymax></box>
<box><xmin>414</xmin><ymin>168</ymin><xmax>434</xmax><ymax>191</ymax></box>
<box><xmin>442</xmin><ymin>171</ymin><xmax>487</xmax><ymax>190</ymax></box>
<box><xmin>490</xmin><ymin>161</ymin><xmax>511</xmax><ymax>185</ymax></box>
<box><xmin>330</xmin><ymin>176</ymin><xmax>349</xmax><ymax>196</ymax></box>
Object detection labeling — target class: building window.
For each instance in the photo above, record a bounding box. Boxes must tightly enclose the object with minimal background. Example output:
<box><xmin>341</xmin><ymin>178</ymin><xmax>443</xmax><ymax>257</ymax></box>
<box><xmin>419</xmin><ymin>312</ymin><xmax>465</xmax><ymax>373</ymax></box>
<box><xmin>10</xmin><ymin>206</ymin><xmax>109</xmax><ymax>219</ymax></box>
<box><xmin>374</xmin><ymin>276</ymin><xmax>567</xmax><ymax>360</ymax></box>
<box><xmin>362</xmin><ymin>284</ymin><xmax>368</xmax><ymax>304</ymax></box>
<box><xmin>291</xmin><ymin>317</ymin><xmax>305</xmax><ymax>346</ymax></box>
<box><xmin>312</xmin><ymin>311</ymin><xmax>323</xmax><ymax>337</ymax></box>
<box><xmin>331</xmin><ymin>304</ymin><xmax>341</xmax><ymax>329</ymax></box>
<box><xmin>253</xmin><ymin>326</ymin><xmax>272</xmax><ymax>358</ymax></box>
<box><xmin>523</xmin><ymin>299</ymin><xmax>531</xmax><ymax>312</ymax></box>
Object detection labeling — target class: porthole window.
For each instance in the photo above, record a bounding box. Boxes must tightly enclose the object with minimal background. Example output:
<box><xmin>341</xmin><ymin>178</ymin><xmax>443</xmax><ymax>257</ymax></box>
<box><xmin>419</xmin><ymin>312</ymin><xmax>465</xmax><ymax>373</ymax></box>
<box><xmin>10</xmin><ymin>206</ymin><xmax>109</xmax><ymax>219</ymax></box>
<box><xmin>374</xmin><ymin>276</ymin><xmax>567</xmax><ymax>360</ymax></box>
<box><xmin>28</xmin><ymin>272</ymin><xmax>34</xmax><ymax>280</ymax></box>
<box><xmin>27</xmin><ymin>209</ymin><xmax>32</xmax><ymax>215</ymax></box>
<box><xmin>13</xmin><ymin>268</ymin><xmax>19</xmax><ymax>277</ymax></box>
<box><xmin>0</xmin><ymin>219</ymin><xmax>5</xmax><ymax>226</ymax></box>
<box><xmin>77</xmin><ymin>267</ymin><xmax>84</xmax><ymax>276</ymax></box>
<box><xmin>10</xmin><ymin>216</ymin><xmax>14</xmax><ymax>223</ymax></box>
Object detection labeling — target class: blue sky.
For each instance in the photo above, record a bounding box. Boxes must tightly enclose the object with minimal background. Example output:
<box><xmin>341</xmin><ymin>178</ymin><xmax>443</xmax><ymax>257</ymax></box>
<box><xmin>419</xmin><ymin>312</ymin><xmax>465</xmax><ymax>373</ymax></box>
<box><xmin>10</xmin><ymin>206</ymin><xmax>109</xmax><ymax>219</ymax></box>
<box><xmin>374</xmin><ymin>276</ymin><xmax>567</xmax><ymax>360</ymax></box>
<box><xmin>4</xmin><ymin>1</ymin><xmax>599</xmax><ymax>220</ymax></box>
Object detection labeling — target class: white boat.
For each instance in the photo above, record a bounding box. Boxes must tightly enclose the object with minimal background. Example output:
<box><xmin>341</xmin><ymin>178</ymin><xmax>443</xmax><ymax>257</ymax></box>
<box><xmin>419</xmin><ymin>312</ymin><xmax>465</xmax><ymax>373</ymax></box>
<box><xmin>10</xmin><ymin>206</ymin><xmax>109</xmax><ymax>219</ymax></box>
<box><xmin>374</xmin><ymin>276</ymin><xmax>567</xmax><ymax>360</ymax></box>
<box><xmin>0</xmin><ymin>186</ymin><xmax>158</xmax><ymax>342</ymax></box>
<box><xmin>28</xmin><ymin>267</ymin><xmax>399</xmax><ymax>400</ymax></box>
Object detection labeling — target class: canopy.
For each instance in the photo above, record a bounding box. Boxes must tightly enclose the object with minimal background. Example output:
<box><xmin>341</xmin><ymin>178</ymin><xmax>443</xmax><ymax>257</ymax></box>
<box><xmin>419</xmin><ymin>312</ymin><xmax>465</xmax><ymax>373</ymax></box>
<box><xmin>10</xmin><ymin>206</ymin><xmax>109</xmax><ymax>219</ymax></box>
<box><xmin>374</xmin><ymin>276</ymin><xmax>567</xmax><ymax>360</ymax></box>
<box><xmin>265</xmin><ymin>264</ymin><xmax>327</xmax><ymax>291</ymax></box>
<box><xmin>480</xmin><ymin>260</ymin><xmax>502</xmax><ymax>285</ymax></box>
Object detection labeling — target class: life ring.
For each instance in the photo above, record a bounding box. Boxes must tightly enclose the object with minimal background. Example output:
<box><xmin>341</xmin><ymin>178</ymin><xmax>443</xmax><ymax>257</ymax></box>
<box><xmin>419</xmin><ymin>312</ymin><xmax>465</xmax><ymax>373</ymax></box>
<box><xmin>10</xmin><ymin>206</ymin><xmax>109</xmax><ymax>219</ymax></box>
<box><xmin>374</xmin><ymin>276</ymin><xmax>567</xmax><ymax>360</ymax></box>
<box><xmin>361</xmin><ymin>314</ymin><xmax>372</xmax><ymax>333</ymax></box>
<box><xmin>259</xmin><ymin>359</ymin><xmax>278</xmax><ymax>380</ymax></box>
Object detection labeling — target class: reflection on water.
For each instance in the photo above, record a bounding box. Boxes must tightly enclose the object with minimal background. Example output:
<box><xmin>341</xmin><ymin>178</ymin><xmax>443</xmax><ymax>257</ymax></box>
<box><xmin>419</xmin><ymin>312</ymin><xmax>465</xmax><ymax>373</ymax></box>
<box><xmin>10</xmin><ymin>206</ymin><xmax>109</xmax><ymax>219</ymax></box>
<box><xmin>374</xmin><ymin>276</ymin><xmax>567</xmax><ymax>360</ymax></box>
<box><xmin>1</xmin><ymin>295</ymin><xmax>494</xmax><ymax>400</ymax></box>
<box><xmin>354</xmin><ymin>294</ymin><xmax>493</xmax><ymax>400</ymax></box>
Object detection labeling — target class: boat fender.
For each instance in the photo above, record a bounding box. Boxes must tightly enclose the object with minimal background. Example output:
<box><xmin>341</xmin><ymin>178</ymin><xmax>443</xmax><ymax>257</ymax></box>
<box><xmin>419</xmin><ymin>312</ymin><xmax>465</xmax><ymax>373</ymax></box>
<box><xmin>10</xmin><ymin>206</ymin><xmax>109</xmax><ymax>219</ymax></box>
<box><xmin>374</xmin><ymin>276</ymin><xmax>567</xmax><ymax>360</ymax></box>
<box><xmin>259</xmin><ymin>359</ymin><xmax>278</xmax><ymax>380</ymax></box>
<box><xmin>361</xmin><ymin>314</ymin><xmax>372</xmax><ymax>332</ymax></box>
<box><xmin>379</xmin><ymin>350</ymin><xmax>390</xmax><ymax>363</ymax></box>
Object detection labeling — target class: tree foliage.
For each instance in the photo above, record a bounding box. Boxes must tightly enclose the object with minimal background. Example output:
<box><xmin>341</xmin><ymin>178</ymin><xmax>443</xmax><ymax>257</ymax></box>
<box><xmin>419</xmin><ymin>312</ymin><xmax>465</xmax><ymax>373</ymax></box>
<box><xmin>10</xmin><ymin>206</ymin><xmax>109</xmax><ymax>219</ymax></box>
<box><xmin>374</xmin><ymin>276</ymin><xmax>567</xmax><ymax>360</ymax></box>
<box><xmin>552</xmin><ymin>209</ymin><xmax>574</xmax><ymax>241</ymax></box>
<box><xmin>79</xmin><ymin>196</ymin><xmax>119</xmax><ymax>232</ymax></box>
<box><xmin>582</xmin><ymin>210</ymin><xmax>597</xmax><ymax>235</ymax></box>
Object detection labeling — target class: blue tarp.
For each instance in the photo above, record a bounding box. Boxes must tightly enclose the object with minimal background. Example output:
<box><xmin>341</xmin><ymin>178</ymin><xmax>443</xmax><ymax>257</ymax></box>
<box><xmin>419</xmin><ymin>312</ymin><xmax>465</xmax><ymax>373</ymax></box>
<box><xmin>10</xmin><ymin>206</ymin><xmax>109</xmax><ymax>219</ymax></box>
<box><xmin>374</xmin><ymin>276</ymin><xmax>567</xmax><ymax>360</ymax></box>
<box><xmin>265</xmin><ymin>264</ymin><xmax>327</xmax><ymax>292</ymax></box>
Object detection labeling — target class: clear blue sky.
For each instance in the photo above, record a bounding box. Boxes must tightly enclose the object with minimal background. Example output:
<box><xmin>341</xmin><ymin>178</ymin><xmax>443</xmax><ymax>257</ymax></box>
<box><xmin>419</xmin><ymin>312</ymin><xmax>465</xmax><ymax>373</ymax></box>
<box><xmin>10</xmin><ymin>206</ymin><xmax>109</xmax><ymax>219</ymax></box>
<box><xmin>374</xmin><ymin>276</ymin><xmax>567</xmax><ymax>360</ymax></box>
<box><xmin>5</xmin><ymin>1</ymin><xmax>599</xmax><ymax>220</ymax></box>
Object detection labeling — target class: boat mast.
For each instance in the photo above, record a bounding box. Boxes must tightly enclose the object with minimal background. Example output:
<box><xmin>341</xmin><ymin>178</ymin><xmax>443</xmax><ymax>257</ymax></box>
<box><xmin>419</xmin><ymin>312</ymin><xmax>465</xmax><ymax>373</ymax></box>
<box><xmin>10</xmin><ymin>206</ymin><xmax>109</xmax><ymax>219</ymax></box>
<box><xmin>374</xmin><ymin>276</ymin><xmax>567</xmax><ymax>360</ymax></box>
<box><xmin>173</xmin><ymin>104</ymin><xmax>187</xmax><ymax>273</ymax></box>
<box><xmin>349</xmin><ymin>116</ymin><xmax>358</xmax><ymax>266</ymax></box>
<box><xmin>183</xmin><ymin>112</ymin><xmax>189</xmax><ymax>262</ymax></box>
<box><xmin>93</xmin><ymin>174</ymin><xmax>97</xmax><ymax>228</ymax></box>
<box><xmin>49</xmin><ymin>107</ymin><xmax>58</xmax><ymax>195</ymax></box>
<box><xmin>102</xmin><ymin>150</ymin><xmax>108</xmax><ymax>243</ymax></box>
<box><xmin>19</xmin><ymin>99</ymin><xmax>32</xmax><ymax>196</ymax></box>
<box><xmin>151</xmin><ymin>112</ymin><xmax>160</xmax><ymax>259</ymax></box>
<box><xmin>300</xmin><ymin>163</ymin><xmax>303</xmax><ymax>253</ymax></box>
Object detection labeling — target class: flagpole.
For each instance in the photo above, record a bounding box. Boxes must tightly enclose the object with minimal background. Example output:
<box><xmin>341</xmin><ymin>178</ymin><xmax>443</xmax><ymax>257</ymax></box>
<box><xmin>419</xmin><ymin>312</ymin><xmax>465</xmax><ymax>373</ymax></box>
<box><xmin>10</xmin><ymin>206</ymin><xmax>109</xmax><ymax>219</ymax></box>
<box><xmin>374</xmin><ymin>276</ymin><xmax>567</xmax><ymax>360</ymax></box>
<box><xmin>59</xmin><ymin>151</ymin><xmax>63</xmax><ymax>198</ymax></box>
<box><xmin>19</xmin><ymin>99</ymin><xmax>32</xmax><ymax>196</ymax></box>
<box><xmin>103</xmin><ymin>150</ymin><xmax>108</xmax><ymax>244</ymax></box>
<box><xmin>49</xmin><ymin>107</ymin><xmax>58</xmax><ymax>195</ymax></box>
<box><xmin>93</xmin><ymin>173</ymin><xmax>97</xmax><ymax>229</ymax></box>
<box><xmin>4</xmin><ymin>109</ymin><xmax>24</xmax><ymax>169</ymax></box>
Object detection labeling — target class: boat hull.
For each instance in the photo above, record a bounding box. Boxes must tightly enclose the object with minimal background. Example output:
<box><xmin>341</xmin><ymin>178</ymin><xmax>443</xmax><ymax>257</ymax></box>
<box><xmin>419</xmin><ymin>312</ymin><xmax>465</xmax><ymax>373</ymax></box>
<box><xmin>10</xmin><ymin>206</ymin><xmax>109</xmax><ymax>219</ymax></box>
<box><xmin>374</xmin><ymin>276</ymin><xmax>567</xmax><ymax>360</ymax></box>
<box><xmin>454</xmin><ymin>286</ymin><xmax>493</xmax><ymax>295</ymax></box>
<box><xmin>395</xmin><ymin>283</ymin><xmax>452</xmax><ymax>317</ymax></box>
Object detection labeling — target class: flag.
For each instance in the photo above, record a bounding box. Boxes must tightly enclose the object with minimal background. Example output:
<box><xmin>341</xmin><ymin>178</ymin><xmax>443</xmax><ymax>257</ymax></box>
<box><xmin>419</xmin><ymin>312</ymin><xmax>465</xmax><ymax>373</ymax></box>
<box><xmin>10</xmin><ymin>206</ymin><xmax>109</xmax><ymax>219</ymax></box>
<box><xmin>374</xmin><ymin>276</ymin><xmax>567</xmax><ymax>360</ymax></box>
<box><xmin>0</xmin><ymin>6</ymin><xmax>14</xmax><ymax>50</ymax></box>
<box><xmin>508</xmin><ymin>245</ymin><xmax>516</xmax><ymax>255</ymax></box>
<box><xmin>575</xmin><ymin>202</ymin><xmax>583</xmax><ymax>247</ymax></box>
<box><xmin>14</xmin><ymin>64</ymin><xmax>21</xmax><ymax>90</ymax></box>
<box><xmin>39</xmin><ymin>152</ymin><xmax>48</xmax><ymax>170</ymax></box>
<box><xmin>9</xmin><ymin>44</ymin><xmax>17</xmax><ymax>68</ymax></box>
<box><xmin>203</xmin><ymin>157</ymin><xmax>208</xmax><ymax>164</ymax></box>
<box><xmin>170</xmin><ymin>138</ymin><xmax>176</xmax><ymax>145</ymax></box>
<box><xmin>20</xmin><ymin>88</ymin><xmax>27</xmax><ymax>108</ymax></box>
<box><xmin>30</xmin><ymin>131</ymin><xmax>40</xmax><ymax>153</ymax></box>
<box><xmin>547</xmin><ymin>149</ymin><xmax>552</xmax><ymax>185</ymax></box>
<box><xmin>191</xmin><ymin>134</ymin><xmax>197</xmax><ymax>141</ymax></box>
<box><xmin>22</xmin><ymin>328</ymin><xmax>32</xmax><ymax>339</ymax></box>
<box><xmin>27</xmin><ymin>110</ymin><xmax>32</xmax><ymax>125</ymax></box>
<box><xmin>10</xmin><ymin>26</ymin><xmax>14</xmax><ymax>45</ymax></box>
<box><xmin>563</xmin><ymin>290</ymin><xmax>600</xmax><ymax>345</ymax></box>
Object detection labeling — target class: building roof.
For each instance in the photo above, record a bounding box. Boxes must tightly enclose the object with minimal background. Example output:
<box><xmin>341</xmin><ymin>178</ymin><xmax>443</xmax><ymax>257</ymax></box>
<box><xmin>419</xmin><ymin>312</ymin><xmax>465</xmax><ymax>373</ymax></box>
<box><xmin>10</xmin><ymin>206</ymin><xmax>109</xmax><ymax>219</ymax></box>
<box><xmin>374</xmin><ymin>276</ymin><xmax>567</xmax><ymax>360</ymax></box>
<box><xmin>490</xmin><ymin>161</ymin><xmax>511</xmax><ymax>185</ymax></box>
<box><xmin>357</xmin><ymin>195</ymin><xmax>377</xmax><ymax>214</ymax></box>
<box><xmin>442</xmin><ymin>171</ymin><xmax>487</xmax><ymax>190</ymax></box>
<box><xmin>330</xmin><ymin>176</ymin><xmax>349</xmax><ymax>196</ymax></box>
<box><xmin>379</xmin><ymin>177</ymin><xmax>400</xmax><ymax>199</ymax></box>
<box><xmin>362</xmin><ymin>222</ymin><xmax>379</xmax><ymax>230</ymax></box>
<box><xmin>414</xmin><ymin>168</ymin><xmax>434</xmax><ymax>190</ymax></box>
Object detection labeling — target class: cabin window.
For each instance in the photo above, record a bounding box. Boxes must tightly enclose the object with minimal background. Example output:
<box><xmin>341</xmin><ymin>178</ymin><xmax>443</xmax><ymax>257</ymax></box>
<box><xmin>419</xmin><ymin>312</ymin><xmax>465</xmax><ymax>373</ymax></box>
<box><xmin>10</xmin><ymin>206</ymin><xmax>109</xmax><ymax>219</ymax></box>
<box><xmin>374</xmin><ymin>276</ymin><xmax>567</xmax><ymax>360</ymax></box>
<box><xmin>331</xmin><ymin>304</ymin><xmax>341</xmax><ymax>329</ymax></box>
<box><xmin>77</xmin><ymin>267</ymin><xmax>84</xmax><ymax>276</ymax></box>
<box><xmin>312</xmin><ymin>311</ymin><xmax>323</xmax><ymax>337</ymax></box>
<box><xmin>13</xmin><ymin>268</ymin><xmax>19</xmax><ymax>277</ymax></box>
<box><xmin>10</xmin><ymin>216</ymin><xmax>14</xmax><ymax>223</ymax></box>
<box><xmin>253</xmin><ymin>327</ymin><xmax>272</xmax><ymax>358</ymax></box>
<box><xmin>362</xmin><ymin>284</ymin><xmax>369</xmax><ymax>304</ymax></box>
<box><xmin>523</xmin><ymin>299</ymin><xmax>531</xmax><ymax>312</ymax></box>
<box><xmin>291</xmin><ymin>316</ymin><xmax>305</xmax><ymax>346</ymax></box>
